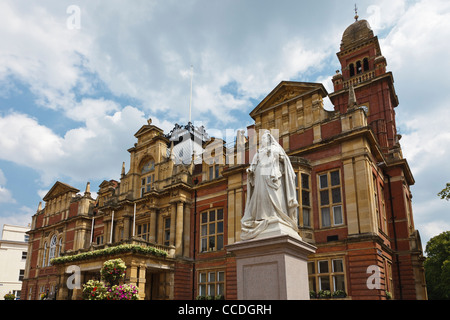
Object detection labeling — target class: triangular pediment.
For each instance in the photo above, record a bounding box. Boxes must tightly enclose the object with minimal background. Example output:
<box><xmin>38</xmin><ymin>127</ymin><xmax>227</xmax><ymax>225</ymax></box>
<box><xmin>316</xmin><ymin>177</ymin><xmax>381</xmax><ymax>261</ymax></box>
<box><xmin>134</xmin><ymin>123</ymin><xmax>164</xmax><ymax>139</ymax></box>
<box><xmin>250</xmin><ymin>81</ymin><xmax>328</xmax><ymax>119</ymax></box>
<box><xmin>43</xmin><ymin>181</ymin><xmax>79</xmax><ymax>201</ymax></box>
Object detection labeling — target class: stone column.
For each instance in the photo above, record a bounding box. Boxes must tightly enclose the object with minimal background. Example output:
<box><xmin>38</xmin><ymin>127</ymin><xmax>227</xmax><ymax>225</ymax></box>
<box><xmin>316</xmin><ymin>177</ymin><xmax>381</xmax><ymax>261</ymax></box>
<box><xmin>175</xmin><ymin>201</ymin><xmax>184</xmax><ymax>256</ymax></box>
<box><xmin>124</xmin><ymin>216</ymin><xmax>131</xmax><ymax>240</ymax></box>
<box><xmin>138</xmin><ymin>265</ymin><xmax>146</xmax><ymax>300</ymax></box>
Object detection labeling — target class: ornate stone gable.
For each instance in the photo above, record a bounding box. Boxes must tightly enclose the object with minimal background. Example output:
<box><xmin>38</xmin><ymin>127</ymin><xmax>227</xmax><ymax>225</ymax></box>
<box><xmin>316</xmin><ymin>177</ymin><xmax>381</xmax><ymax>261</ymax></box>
<box><xmin>42</xmin><ymin>181</ymin><xmax>79</xmax><ymax>202</ymax></box>
<box><xmin>249</xmin><ymin>81</ymin><xmax>328</xmax><ymax>120</ymax></box>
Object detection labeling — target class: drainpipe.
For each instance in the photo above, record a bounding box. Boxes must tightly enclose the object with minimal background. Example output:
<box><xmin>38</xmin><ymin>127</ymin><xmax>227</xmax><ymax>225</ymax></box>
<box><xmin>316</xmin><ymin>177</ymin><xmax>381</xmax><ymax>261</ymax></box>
<box><xmin>387</xmin><ymin>174</ymin><xmax>403</xmax><ymax>300</ymax></box>
<box><xmin>192</xmin><ymin>178</ymin><xmax>198</xmax><ymax>299</ymax></box>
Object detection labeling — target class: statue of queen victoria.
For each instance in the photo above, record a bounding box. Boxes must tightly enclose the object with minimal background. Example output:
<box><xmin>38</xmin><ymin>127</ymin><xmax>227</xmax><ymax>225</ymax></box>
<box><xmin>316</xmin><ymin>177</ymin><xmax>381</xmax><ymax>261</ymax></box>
<box><xmin>241</xmin><ymin>130</ymin><xmax>301</xmax><ymax>241</ymax></box>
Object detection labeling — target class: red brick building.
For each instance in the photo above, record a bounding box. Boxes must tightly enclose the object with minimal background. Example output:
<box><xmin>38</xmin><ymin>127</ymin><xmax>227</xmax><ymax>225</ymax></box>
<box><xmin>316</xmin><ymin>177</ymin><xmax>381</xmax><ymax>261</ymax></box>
<box><xmin>21</xmin><ymin>17</ymin><xmax>427</xmax><ymax>300</ymax></box>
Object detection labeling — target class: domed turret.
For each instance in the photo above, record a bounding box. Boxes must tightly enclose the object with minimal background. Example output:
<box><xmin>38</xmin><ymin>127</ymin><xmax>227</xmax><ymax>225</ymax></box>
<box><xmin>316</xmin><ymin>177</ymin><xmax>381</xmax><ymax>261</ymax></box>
<box><xmin>340</xmin><ymin>19</ymin><xmax>374</xmax><ymax>50</ymax></box>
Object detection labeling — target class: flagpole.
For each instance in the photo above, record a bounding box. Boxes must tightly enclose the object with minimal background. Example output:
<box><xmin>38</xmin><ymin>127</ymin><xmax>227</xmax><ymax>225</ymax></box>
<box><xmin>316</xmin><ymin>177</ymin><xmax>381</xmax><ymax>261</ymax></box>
<box><xmin>90</xmin><ymin>216</ymin><xmax>95</xmax><ymax>244</ymax></box>
<box><xmin>189</xmin><ymin>65</ymin><xmax>193</xmax><ymax>123</ymax></box>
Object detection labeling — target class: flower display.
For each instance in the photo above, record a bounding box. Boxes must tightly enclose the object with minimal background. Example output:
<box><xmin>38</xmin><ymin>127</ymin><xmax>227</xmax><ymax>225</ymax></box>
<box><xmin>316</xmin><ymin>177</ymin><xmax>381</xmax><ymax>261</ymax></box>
<box><xmin>83</xmin><ymin>280</ymin><xmax>108</xmax><ymax>300</ymax></box>
<box><xmin>82</xmin><ymin>258</ymin><xmax>139</xmax><ymax>300</ymax></box>
<box><xmin>108</xmin><ymin>284</ymin><xmax>139</xmax><ymax>300</ymax></box>
<box><xmin>100</xmin><ymin>258</ymin><xmax>127</xmax><ymax>286</ymax></box>
<box><xmin>50</xmin><ymin>244</ymin><xmax>167</xmax><ymax>266</ymax></box>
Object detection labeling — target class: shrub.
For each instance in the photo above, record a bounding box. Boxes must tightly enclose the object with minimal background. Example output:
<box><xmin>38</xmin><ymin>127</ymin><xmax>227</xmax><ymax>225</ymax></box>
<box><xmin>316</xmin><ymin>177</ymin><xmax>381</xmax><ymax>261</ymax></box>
<box><xmin>318</xmin><ymin>290</ymin><xmax>331</xmax><ymax>299</ymax></box>
<box><xmin>332</xmin><ymin>290</ymin><xmax>347</xmax><ymax>298</ymax></box>
<box><xmin>4</xmin><ymin>292</ymin><xmax>15</xmax><ymax>300</ymax></box>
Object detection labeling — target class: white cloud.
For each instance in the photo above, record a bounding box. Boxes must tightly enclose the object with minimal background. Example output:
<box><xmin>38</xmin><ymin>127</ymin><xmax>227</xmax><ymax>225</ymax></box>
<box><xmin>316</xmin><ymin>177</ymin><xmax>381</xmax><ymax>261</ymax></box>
<box><xmin>0</xmin><ymin>103</ymin><xmax>156</xmax><ymax>186</ymax></box>
<box><xmin>0</xmin><ymin>206</ymin><xmax>33</xmax><ymax>229</ymax></box>
<box><xmin>0</xmin><ymin>168</ymin><xmax>16</xmax><ymax>204</ymax></box>
<box><xmin>0</xmin><ymin>1</ymin><xmax>93</xmax><ymax>112</ymax></box>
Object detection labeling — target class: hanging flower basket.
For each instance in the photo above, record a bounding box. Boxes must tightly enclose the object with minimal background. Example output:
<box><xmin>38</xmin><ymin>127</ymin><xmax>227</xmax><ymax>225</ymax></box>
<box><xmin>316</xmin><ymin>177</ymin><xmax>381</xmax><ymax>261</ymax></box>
<box><xmin>100</xmin><ymin>258</ymin><xmax>127</xmax><ymax>286</ymax></box>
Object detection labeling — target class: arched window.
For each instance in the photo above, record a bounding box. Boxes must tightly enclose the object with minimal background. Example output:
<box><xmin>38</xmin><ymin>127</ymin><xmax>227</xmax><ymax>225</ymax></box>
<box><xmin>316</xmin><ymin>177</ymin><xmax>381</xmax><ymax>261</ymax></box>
<box><xmin>356</xmin><ymin>61</ymin><xmax>362</xmax><ymax>74</ymax></box>
<box><xmin>42</xmin><ymin>243</ymin><xmax>47</xmax><ymax>267</ymax></box>
<box><xmin>58</xmin><ymin>237</ymin><xmax>63</xmax><ymax>257</ymax></box>
<box><xmin>363</xmin><ymin>58</ymin><xmax>369</xmax><ymax>72</ymax></box>
<box><xmin>141</xmin><ymin>159</ymin><xmax>155</xmax><ymax>197</ymax></box>
<box><xmin>349</xmin><ymin>64</ymin><xmax>355</xmax><ymax>77</ymax></box>
<box><xmin>48</xmin><ymin>235</ymin><xmax>57</xmax><ymax>265</ymax></box>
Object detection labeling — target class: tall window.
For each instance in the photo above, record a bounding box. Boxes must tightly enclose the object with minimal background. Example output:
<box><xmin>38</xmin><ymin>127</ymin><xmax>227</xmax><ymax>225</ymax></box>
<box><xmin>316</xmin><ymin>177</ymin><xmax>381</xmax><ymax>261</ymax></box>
<box><xmin>295</xmin><ymin>172</ymin><xmax>311</xmax><ymax>227</ymax></box>
<box><xmin>318</xmin><ymin>170</ymin><xmax>343</xmax><ymax>228</ymax></box>
<box><xmin>209</xmin><ymin>164</ymin><xmax>220</xmax><ymax>180</ymax></box>
<box><xmin>380</xmin><ymin>186</ymin><xmax>388</xmax><ymax>232</ymax></box>
<box><xmin>96</xmin><ymin>235</ymin><xmax>104</xmax><ymax>245</ymax></box>
<box><xmin>363</xmin><ymin>58</ymin><xmax>369</xmax><ymax>72</ymax></box>
<box><xmin>42</xmin><ymin>243</ymin><xmax>47</xmax><ymax>267</ymax></box>
<box><xmin>137</xmin><ymin>222</ymin><xmax>150</xmax><ymax>241</ymax></box>
<box><xmin>200</xmin><ymin>208</ymin><xmax>224</xmax><ymax>252</ymax></box>
<box><xmin>198</xmin><ymin>270</ymin><xmax>225</xmax><ymax>298</ymax></box>
<box><xmin>349</xmin><ymin>63</ymin><xmax>355</xmax><ymax>77</ymax></box>
<box><xmin>58</xmin><ymin>237</ymin><xmax>63</xmax><ymax>257</ymax></box>
<box><xmin>141</xmin><ymin>159</ymin><xmax>155</xmax><ymax>197</ymax></box>
<box><xmin>163</xmin><ymin>217</ymin><xmax>171</xmax><ymax>246</ymax></box>
<box><xmin>308</xmin><ymin>258</ymin><xmax>346</xmax><ymax>294</ymax></box>
<box><xmin>356</xmin><ymin>60</ymin><xmax>362</xmax><ymax>74</ymax></box>
<box><xmin>48</xmin><ymin>235</ymin><xmax>57</xmax><ymax>266</ymax></box>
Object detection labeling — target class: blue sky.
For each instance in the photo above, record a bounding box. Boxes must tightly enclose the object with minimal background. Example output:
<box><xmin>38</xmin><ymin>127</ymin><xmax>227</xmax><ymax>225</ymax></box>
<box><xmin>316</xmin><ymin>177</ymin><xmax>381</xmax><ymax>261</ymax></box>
<box><xmin>0</xmin><ymin>0</ymin><xmax>449</xmax><ymax>250</ymax></box>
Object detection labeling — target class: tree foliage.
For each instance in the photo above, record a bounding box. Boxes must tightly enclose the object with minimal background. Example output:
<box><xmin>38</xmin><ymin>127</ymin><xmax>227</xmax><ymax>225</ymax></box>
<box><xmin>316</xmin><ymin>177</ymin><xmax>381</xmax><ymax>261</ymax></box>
<box><xmin>424</xmin><ymin>231</ymin><xmax>450</xmax><ymax>299</ymax></box>
<box><xmin>437</xmin><ymin>183</ymin><xmax>450</xmax><ymax>201</ymax></box>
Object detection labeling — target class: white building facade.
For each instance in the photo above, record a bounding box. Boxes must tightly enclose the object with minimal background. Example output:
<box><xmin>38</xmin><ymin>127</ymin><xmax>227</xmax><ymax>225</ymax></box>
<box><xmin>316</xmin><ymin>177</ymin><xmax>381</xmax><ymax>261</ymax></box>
<box><xmin>0</xmin><ymin>224</ymin><xmax>30</xmax><ymax>300</ymax></box>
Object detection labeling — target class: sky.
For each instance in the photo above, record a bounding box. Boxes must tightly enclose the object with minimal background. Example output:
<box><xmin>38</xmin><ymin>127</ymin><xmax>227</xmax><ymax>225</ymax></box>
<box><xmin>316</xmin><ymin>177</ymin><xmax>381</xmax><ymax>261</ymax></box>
<box><xmin>0</xmin><ymin>0</ymin><xmax>449</xmax><ymax>250</ymax></box>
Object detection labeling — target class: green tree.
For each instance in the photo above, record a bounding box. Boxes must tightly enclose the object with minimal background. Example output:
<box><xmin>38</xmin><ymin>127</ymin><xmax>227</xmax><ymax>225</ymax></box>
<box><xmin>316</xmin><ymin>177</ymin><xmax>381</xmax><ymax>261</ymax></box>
<box><xmin>424</xmin><ymin>231</ymin><xmax>450</xmax><ymax>299</ymax></box>
<box><xmin>437</xmin><ymin>183</ymin><xmax>450</xmax><ymax>201</ymax></box>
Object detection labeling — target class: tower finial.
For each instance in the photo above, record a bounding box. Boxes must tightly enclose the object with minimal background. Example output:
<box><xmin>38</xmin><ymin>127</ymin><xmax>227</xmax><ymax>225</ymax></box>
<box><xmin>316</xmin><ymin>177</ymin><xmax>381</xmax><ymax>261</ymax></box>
<box><xmin>354</xmin><ymin>4</ymin><xmax>359</xmax><ymax>21</ymax></box>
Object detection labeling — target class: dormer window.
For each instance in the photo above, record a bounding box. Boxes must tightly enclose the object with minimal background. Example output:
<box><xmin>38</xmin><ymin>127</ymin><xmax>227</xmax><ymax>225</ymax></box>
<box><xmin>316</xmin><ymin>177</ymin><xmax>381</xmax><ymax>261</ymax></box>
<box><xmin>141</xmin><ymin>159</ymin><xmax>155</xmax><ymax>197</ymax></box>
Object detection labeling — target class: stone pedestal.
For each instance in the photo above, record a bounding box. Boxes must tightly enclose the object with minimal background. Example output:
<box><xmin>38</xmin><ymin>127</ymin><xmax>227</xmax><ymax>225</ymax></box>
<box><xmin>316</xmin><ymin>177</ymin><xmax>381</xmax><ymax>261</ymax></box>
<box><xmin>226</xmin><ymin>234</ymin><xmax>316</xmax><ymax>300</ymax></box>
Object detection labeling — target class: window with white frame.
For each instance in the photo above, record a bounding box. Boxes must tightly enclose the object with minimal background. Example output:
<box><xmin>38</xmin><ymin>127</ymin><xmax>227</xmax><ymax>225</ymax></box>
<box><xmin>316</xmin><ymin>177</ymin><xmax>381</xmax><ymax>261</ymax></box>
<box><xmin>200</xmin><ymin>208</ymin><xmax>224</xmax><ymax>252</ymax></box>
<box><xmin>58</xmin><ymin>237</ymin><xmax>63</xmax><ymax>257</ymax></box>
<box><xmin>19</xmin><ymin>269</ymin><xmax>25</xmax><ymax>281</ymax></box>
<box><xmin>208</xmin><ymin>164</ymin><xmax>220</xmax><ymax>180</ymax></box>
<box><xmin>318</xmin><ymin>170</ymin><xmax>344</xmax><ymax>228</ymax></box>
<box><xmin>163</xmin><ymin>217</ymin><xmax>171</xmax><ymax>246</ymax></box>
<box><xmin>308</xmin><ymin>258</ymin><xmax>346</xmax><ymax>294</ymax></box>
<box><xmin>137</xmin><ymin>222</ymin><xmax>150</xmax><ymax>241</ymax></box>
<box><xmin>198</xmin><ymin>270</ymin><xmax>225</xmax><ymax>298</ymax></box>
<box><xmin>48</xmin><ymin>235</ymin><xmax>57</xmax><ymax>265</ymax></box>
<box><xmin>42</xmin><ymin>242</ymin><xmax>47</xmax><ymax>267</ymax></box>
<box><xmin>140</xmin><ymin>159</ymin><xmax>155</xmax><ymax>197</ymax></box>
<box><xmin>295</xmin><ymin>172</ymin><xmax>311</xmax><ymax>227</ymax></box>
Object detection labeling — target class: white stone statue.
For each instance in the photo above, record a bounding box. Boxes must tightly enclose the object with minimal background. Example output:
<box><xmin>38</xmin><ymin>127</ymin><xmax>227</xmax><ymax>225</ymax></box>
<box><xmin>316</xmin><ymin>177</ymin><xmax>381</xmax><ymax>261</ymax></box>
<box><xmin>241</xmin><ymin>130</ymin><xmax>301</xmax><ymax>240</ymax></box>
